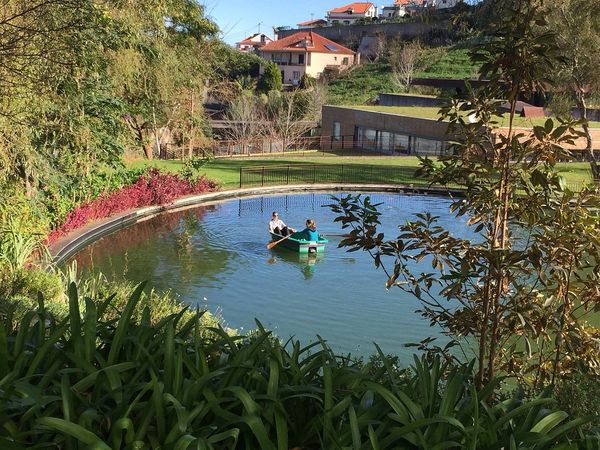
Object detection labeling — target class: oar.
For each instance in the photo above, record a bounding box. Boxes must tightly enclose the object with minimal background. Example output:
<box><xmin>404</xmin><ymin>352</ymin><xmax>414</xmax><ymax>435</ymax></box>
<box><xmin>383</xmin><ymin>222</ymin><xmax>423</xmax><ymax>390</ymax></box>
<box><xmin>267</xmin><ymin>234</ymin><xmax>292</xmax><ymax>250</ymax></box>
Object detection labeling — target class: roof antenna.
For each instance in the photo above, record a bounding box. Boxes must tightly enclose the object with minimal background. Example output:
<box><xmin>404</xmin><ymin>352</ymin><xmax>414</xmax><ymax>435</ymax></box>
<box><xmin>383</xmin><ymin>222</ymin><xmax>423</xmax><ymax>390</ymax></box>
<box><xmin>258</xmin><ymin>21</ymin><xmax>263</xmax><ymax>33</ymax></box>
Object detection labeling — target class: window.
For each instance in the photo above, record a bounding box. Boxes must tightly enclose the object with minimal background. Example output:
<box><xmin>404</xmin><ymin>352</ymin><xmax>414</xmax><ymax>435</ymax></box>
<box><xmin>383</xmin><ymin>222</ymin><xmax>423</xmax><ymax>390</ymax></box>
<box><xmin>412</xmin><ymin>137</ymin><xmax>443</xmax><ymax>156</ymax></box>
<box><xmin>298</xmin><ymin>54</ymin><xmax>305</xmax><ymax>64</ymax></box>
<box><xmin>334</xmin><ymin>56</ymin><xmax>337</xmax><ymax>61</ymax></box>
<box><xmin>342</xmin><ymin>57</ymin><xmax>349</xmax><ymax>65</ymax></box>
<box><xmin>343</xmin><ymin>20</ymin><xmax>350</xmax><ymax>25</ymax></box>
<box><xmin>293</xmin><ymin>71</ymin><xmax>300</xmax><ymax>81</ymax></box>
<box><xmin>260</xmin><ymin>34</ymin><xmax>266</xmax><ymax>43</ymax></box>
<box><xmin>333</xmin><ymin>122</ymin><xmax>341</xmax><ymax>141</ymax></box>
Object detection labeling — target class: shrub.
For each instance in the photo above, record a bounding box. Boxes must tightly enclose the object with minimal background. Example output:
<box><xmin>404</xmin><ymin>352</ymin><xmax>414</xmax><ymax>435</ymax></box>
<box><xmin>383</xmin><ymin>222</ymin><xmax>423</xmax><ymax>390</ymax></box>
<box><xmin>555</xmin><ymin>373</ymin><xmax>600</xmax><ymax>430</ymax></box>
<box><xmin>0</xmin><ymin>284</ymin><xmax>597</xmax><ymax>449</ymax></box>
<box><xmin>259</xmin><ymin>61</ymin><xmax>282</xmax><ymax>92</ymax></box>
<box><xmin>0</xmin><ymin>265</ymin><xmax>63</xmax><ymax>309</ymax></box>
<box><xmin>47</xmin><ymin>168</ymin><xmax>217</xmax><ymax>244</ymax></box>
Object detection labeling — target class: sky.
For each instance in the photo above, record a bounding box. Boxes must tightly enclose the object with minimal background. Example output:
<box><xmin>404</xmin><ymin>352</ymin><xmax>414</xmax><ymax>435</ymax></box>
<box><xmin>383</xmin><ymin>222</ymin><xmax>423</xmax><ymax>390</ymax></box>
<box><xmin>204</xmin><ymin>0</ymin><xmax>339</xmax><ymax>45</ymax></box>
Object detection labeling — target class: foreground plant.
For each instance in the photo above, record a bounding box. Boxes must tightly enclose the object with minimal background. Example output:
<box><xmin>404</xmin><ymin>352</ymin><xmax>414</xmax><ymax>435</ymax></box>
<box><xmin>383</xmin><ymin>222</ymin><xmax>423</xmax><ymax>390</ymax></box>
<box><xmin>0</xmin><ymin>284</ymin><xmax>597</xmax><ymax>449</ymax></box>
<box><xmin>47</xmin><ymin>168</ymin><xmax>217</xmax><ymax>244</ymax></box>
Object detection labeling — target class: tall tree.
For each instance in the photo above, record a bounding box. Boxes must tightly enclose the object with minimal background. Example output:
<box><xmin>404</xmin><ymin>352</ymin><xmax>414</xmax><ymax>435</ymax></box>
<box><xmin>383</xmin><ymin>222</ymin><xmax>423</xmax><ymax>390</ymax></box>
<box><xmin>106</xmin><ymin>0</ymin><xmax>218</xmax><ymax>159</ymax></box>
<box><xmin>547</xmin><ymin>0</ymin><xmax>600</xmax><ymax>179</ymax></box>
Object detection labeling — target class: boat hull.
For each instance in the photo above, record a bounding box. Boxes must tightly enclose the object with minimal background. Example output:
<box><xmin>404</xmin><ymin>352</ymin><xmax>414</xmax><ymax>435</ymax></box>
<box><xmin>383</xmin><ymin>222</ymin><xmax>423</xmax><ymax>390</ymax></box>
<box><xmin>270</xmin><ymin>232</ymin><xmax>328</xmax><ymax>254</ymax></box>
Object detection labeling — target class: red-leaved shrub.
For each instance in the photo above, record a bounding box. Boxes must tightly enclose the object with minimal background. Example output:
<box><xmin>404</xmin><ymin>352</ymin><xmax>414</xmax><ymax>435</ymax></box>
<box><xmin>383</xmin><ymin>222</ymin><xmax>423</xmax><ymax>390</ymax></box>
<box><xmin>48</xmin><ymin>169</ymin><xmax>217</xmax><ymax>244</ymax></box>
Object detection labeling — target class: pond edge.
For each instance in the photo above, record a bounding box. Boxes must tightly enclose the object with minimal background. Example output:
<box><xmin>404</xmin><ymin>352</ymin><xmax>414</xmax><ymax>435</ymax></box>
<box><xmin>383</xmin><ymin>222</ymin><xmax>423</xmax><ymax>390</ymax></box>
<box><xmin>50</xmin><ymin>183</ymin><xmax>464</xmax><ymax>265</ymax></box>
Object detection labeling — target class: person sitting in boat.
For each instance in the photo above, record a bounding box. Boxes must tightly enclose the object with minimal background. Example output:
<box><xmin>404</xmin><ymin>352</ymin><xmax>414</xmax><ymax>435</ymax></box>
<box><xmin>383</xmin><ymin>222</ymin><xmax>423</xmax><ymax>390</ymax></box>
<box><xmin>269</xmin><ymin>211</ymin><xmax>293</xmax><ymax>236</ymax></box>
<box><xmin>292</xmin><ymin>219</ymin><xmax>319</xmax><ymax>242</ymax></box>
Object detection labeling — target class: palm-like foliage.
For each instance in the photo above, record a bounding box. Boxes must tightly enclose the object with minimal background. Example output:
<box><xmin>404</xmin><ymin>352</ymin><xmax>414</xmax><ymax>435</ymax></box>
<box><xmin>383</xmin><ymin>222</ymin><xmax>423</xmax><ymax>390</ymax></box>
<box><xmin>0</xmin><ymin>284</ymin><xmax>597</xmax><ymax>449</ymax></box>
<box><xmin>0</xmin><ymin>216</ymin><xmax>48</xmax><ymax>273</ymax></box>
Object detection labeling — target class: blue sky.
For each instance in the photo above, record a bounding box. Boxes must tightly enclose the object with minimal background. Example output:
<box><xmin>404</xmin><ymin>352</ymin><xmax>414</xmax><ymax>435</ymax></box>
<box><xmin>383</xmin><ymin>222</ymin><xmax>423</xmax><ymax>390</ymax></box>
<box><xmin>204</xmin><ymin>0</ymin><xmax>336</xmax><ymax>44</ymax></box>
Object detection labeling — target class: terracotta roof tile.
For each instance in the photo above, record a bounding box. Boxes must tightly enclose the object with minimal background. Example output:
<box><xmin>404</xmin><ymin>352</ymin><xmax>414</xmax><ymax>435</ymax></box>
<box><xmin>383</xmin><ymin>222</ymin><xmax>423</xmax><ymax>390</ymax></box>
<box><xmin>261</xmin><ymin>31</ymin><xmax>354</xmax><ymax>55</ymax></box>
<box><xmin>328</xmin><ymin>2</ymin><xmax>375</xmax><ymax>14</ymax></box>
<box><xmin>297</xmin><ymin>19</ymin><xmax>328</xmax><ymax>26</ymax></box>
<box><xmin>394</xmin><ymin>0</ymin><xmax>424</xmax><ymax>5</ymax></box>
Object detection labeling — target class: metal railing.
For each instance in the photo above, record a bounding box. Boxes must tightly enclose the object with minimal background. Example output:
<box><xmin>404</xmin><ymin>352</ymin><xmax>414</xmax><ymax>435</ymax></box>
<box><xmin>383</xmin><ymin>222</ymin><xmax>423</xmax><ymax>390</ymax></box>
<box><xmin>157</xmin><ymin>135</ymin><xmax>447</xmax><ymax>160</ymax></box>
<box><xmin>239</xmin><ymin>163</ymin><xmax>595</xmax><ymax>192</ymax></box>
<box><xmin>239</xmin><ymin>163</ymin><xmax>427</xmax><ymax>188</ymax></box>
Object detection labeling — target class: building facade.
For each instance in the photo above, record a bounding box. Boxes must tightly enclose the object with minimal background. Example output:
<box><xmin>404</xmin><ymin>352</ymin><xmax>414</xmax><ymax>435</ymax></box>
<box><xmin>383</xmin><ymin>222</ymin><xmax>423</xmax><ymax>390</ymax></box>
<box><xmin>236</xmin><ymin>33</ymin><xmax>274</xmax><ymax>53</ymax></box>
<box><xmin>259</xmin><ymin>32</ymin><xmax>357</xmax><ymax>84</ymax></box>
<box><xmin>327</xmin><ymin>2</ymin><xmax>377</xmax><ymax>25</ymax></box>
<box><xmin>321</xmin><ymin>105</ymin><xmax>452</xmax><ymax>156</ymax></box>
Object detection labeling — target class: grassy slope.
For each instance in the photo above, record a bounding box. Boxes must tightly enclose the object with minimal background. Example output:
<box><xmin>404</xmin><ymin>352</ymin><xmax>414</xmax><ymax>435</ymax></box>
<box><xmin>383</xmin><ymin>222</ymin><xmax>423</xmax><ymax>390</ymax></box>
<box><xmin>127</xmin><ymin>156</ymin><xmax>593</xmax><ymax>189</ymax></box>
<box><xmin>326</xmin><ymin>46</ymin><xmax>479</xmax><ymax>105</ymax></box>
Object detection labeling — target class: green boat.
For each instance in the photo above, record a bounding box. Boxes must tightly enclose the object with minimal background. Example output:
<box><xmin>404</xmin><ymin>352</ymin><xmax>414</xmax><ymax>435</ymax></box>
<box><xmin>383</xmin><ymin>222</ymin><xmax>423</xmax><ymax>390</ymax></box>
<box><xmin>269</xmin><ymin>232</ymin><xmax>328</xmax><ymax>254</ymax></box>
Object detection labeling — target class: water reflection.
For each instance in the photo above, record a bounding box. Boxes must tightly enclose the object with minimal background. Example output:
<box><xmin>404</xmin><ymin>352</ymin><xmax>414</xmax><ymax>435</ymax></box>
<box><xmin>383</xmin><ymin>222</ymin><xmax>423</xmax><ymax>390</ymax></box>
<box><xmin>269</xmin><ymin>247</ymin><xmax>325</xmax><ymax>280</ymax></box>
<box><xmin>70</xmin><ymin>192</ymin><xmax>469</xmax><ymax>357</ymax></box>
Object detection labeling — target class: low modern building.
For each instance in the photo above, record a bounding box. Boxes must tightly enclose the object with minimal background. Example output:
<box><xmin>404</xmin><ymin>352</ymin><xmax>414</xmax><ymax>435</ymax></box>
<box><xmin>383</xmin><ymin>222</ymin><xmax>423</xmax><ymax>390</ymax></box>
<box><xmin>321</xmin><ymin>105</ymin><xmax>452</xmax><ymax>156</ymax></box>
<box><xmin>327</xmin><ymin>2</ymin><xmax>378</xmax><ymax>25</ymax></box>
<box><xmin>321</xmin><ymin>104</ymin><xmax>600</xmax><ymax>157</ymax></box>
<box><xmin>259</xmin><ymin>31</ymin><xmax>357</xmax><ymax>84</ymax></box>
<box><xmin>236</xmin><ymin>33</ymin><xmax>274</xmax><ymax>53</ymax></box>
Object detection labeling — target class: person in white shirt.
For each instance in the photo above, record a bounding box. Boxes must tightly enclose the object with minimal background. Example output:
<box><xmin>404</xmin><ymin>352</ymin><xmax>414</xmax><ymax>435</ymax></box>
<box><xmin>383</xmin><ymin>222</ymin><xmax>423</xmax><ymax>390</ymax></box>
<box><xmin>268</xmin><ymin>211</ymin><xmax>294</xmax><ymax>236</ymax></box>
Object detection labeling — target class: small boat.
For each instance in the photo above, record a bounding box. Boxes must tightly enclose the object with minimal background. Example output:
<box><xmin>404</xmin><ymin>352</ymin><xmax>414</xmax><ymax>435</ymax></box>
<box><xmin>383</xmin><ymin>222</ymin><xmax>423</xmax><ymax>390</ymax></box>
<box><xmin>269</xmin><ymin>232</ymin><xmax>328</xmax><ymax>254</ymax></box>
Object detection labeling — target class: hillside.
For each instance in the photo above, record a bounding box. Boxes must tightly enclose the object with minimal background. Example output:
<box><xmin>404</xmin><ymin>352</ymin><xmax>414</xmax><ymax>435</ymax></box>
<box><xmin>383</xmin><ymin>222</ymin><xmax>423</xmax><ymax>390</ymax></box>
<box><xmin>326</xmin><ymin>45</ymin><xmax>479</xmax><ymax>105</ymax></box>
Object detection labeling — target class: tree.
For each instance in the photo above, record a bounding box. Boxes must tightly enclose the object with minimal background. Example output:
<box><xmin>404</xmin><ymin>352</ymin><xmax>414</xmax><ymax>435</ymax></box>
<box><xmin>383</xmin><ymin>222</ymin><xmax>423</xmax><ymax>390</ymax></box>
<box><xmin>390</xmin><ymin>40</ymin><xmax>424</xmax><ymax>92</ymax></box>
<box><xmin>329</xmin><ymin>0</ymin><xmax>600</xmax><ymax>390</ymax></box>
<box><xmin>547</xmin><ymin>0</ymin><xmax>600</xmax><ymax>179</ymax></box>
<box><xmin>259</xmin><ymin>62</ymin><xmax>283</xmax><ymax>92</ymax></box>
<box><xmin>107</xmin><ymin>1</ymin><xmax>218</xmax><ymax>159</ymax></box>
<box><xmin>265</xmin><ymin>85</ymin><xmax>325</xmax><ymax>151</ymax></box>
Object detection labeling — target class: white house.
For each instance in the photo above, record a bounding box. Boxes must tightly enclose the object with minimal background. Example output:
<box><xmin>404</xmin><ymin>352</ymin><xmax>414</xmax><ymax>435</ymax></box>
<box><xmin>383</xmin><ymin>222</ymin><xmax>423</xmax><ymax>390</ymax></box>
<box><xmin>236</xmin><ymin>33</ymin><xmax>274</xmax><ymax>53</ymax></box>
<box><xmin>379</xmin><ymin>0</ymin><xmax>457</xmax><ymax>18</ymax></box>
<box><xmin>259</xmin><ymin>31</ymin><xmax>357</xmax><ymax>84</ymax></box>
<box><xmin>430</xmin><ymin>0</ymin><xmax>459</xmax><ymax>8</ymax></box>
<box><xmin>327</xmin><ymin>2</ymin><xmax>377</xmax><ymax>25</ymax></box>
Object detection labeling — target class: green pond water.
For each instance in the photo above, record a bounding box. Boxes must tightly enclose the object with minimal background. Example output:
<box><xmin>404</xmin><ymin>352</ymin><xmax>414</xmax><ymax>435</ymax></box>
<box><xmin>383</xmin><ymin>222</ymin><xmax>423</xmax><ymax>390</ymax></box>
<box><xmin>72</xmin><ymin>192</ymin><xmax>472</xmax><ymax>359</ymax></box>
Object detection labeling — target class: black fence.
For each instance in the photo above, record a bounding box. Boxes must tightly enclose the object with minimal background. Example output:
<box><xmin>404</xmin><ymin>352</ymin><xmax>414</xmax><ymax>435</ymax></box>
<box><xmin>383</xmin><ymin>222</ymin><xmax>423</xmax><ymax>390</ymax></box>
<box><xmin>239</xmin><ymin>163</ymin><xmax>594</xmax><ymax>192</ymax></box>
<box><xmin>157</xmin><ymin>135</ymin><xmax>442</xmax><ymax>160</ymax></box>
<box><xmin>239</xmin><ymin>163</ymin><xmax>427</xmax><ymax>188</ymax></box>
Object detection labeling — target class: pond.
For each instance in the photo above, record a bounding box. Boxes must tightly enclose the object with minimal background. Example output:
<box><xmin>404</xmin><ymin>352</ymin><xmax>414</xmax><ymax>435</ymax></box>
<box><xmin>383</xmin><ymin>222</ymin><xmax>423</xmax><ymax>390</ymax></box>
<box><xmin>71</xmin><ymin>192</ymin><xmax>471</xmax><ymax>359</ymax></box>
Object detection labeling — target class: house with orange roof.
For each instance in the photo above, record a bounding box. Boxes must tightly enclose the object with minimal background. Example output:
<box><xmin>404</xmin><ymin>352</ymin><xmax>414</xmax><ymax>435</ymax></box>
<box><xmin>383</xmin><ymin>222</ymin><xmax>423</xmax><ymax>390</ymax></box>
<box><xmin>380</xmin><ymin>0</ymin><xmax>456</xmax><ymax>18</ymax></box>
<box><xmin>297</xmin><ymin>19</ymin><xmax>328</xmax><ymax>29</ymax></box>
<box><xmin>259</xmin><ymin>31</ymin><xmax>357</xmax><ymax>85</ymax></box>
<box><xmin>236</xmin><ymin>33</ymin><xmax>274</xmax><ymax>53</ymax></box>
<box><xmin>327</xmin><ymin>2</ymin><xmax>377</xmax><ymax>25</ymax></box>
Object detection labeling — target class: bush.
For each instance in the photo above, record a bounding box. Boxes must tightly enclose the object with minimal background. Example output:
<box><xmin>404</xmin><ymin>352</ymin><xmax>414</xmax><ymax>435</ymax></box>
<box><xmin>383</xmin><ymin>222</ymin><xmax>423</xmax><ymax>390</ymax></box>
<box><xmin>259</xmin><ymin>61</ymin><xmax>282</xmax><ymax>92</ymax></box>
<box><xmin>0</xmin><ymin>264</ymin><xmax>63</xmax><ymax>309</ymax></box>
<box><xmin>47</xmin><ymin>168</ymin><xmax>217</xmax><ymax>244</ymax></box>
<box><xmin>0</xmin><ymin>284</ymin><xmax>597</xmax><ymax>449</ymax></box>
<box><xmin>555</xmin><ymin>373</ymin><xmax>600</xmax><ymax>430</ymax></box>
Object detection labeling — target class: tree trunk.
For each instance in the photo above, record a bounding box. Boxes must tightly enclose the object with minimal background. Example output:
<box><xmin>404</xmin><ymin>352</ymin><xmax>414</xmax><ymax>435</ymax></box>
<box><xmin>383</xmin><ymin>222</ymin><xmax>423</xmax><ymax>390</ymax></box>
<box><xmin>143</xmin><ymin>143</ymin><xmax>153</xmax><ymax>160</ymax></box>
<box><xmin>189</xmin><ymin>92</ymin><xmax>195</xmax><ymax>159</ymax></box>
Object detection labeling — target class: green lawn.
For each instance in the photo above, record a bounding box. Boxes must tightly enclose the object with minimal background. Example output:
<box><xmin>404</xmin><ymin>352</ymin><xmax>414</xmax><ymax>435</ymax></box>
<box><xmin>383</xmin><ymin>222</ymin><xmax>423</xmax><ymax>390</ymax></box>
<box><xmin>127</xmin><ymin>156</ymin><xmax>593</xmax><ymax>190</ymax></box>
<box><xmin>349</xmin><ymin>105</ymin><xmax>600</xmax><ymax>128</ymax></box>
